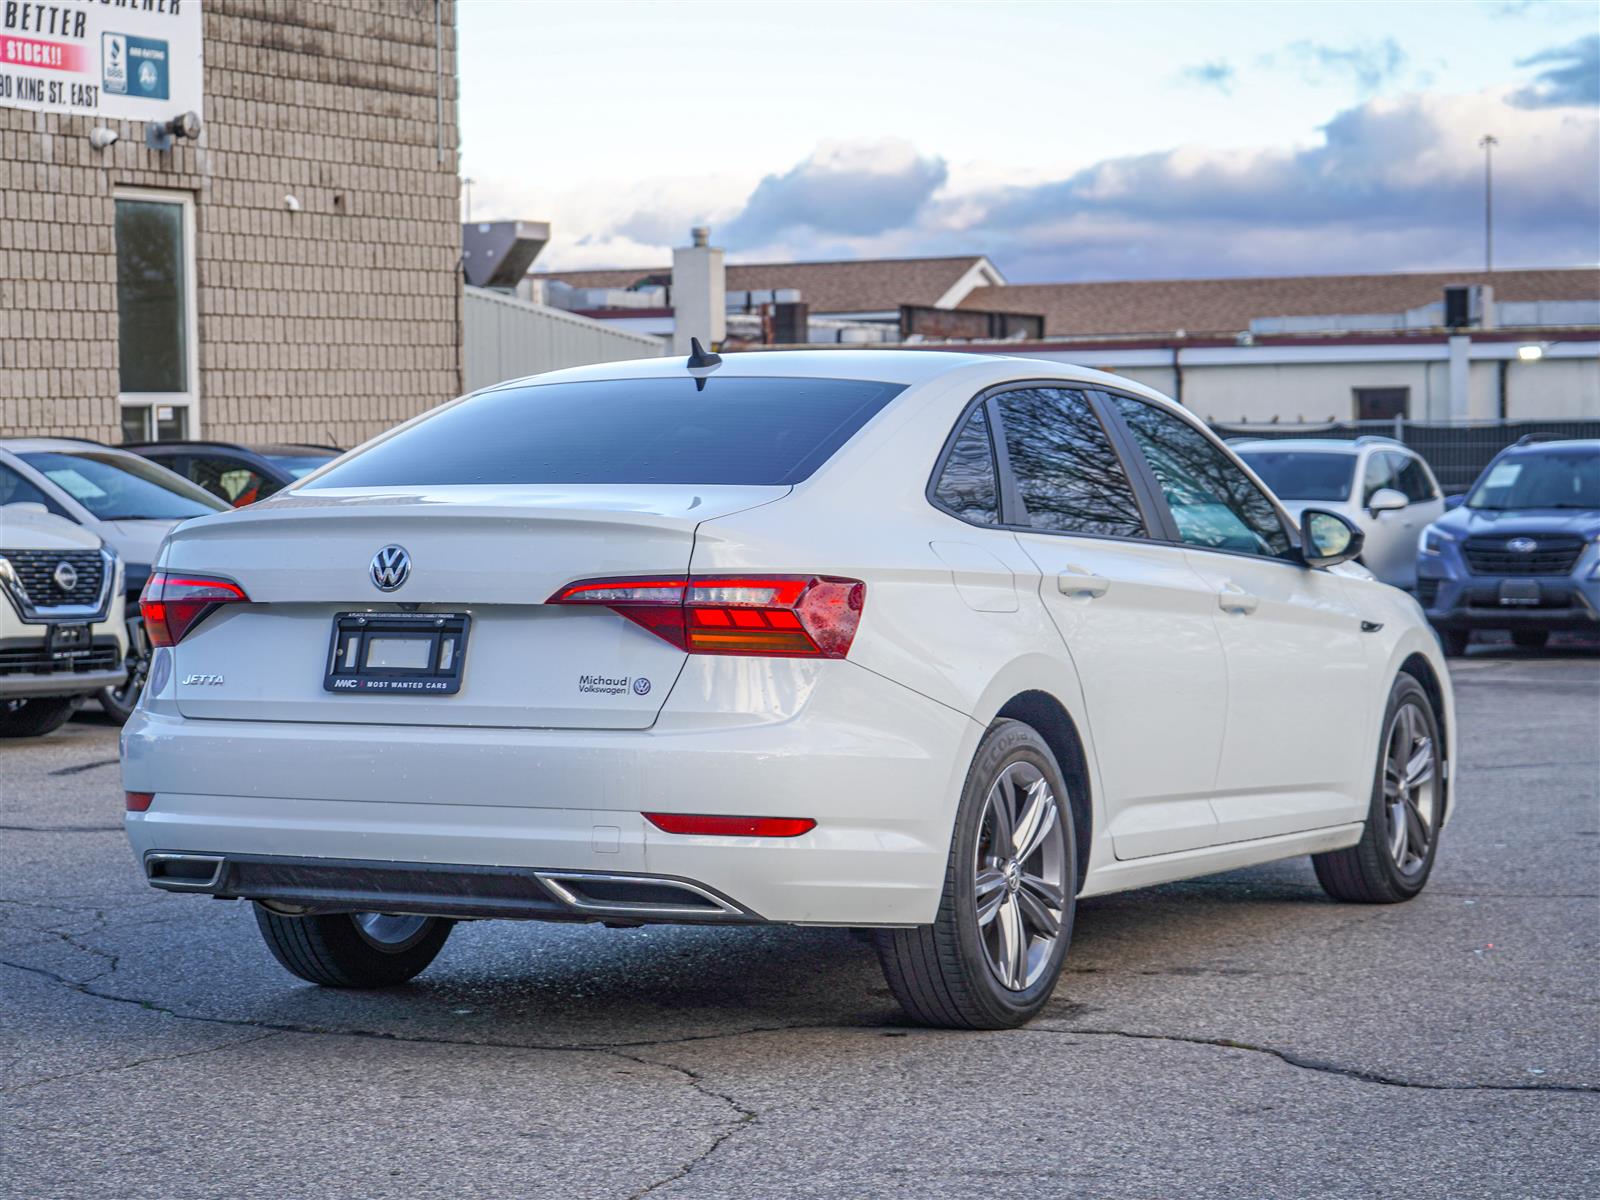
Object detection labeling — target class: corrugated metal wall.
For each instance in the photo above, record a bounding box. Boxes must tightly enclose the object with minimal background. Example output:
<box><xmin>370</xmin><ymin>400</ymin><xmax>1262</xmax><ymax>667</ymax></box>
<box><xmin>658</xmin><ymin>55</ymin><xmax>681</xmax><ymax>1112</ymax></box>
<box><xmin>463</xmin><ymin>286</ymin><xmax>665</xmax><ymax>392</ymax></box>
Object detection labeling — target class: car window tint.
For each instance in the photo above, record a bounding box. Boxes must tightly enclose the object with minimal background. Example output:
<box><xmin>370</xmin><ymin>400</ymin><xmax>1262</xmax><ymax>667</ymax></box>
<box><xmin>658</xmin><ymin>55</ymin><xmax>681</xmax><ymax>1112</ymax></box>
<box><xmin>188</xmin><ymin>456</ymin><xmax>277</xmax><ymax>506</ymax></box>
<box><xmin>995</xmin><ymin>388</ymin><xmax>1146</xmax><ymax>538</ymax></box>
<box><xmin>17</xmin><ymin>451</ymin><xmax>223</xmax><ymax>520</ymax></box>
<box><xmin>0</xmin><ymin>463</ymin><xmax>69</xmax><ymax>516</ymax></box>
<box><xmin>1390</xmin><ymin>453</ymin><xmax>1436</xmax><ymax>502</ymax></box>
<box><xmin>307</xmin><ymin>377</ymin><xmax>904</xmax><ymax>488</ymax></box>
<box><xmin>1362</xmin><ymin>452</ymin><xmax>1396</xmax><ymax>503</ymax></box>
<box><xmin>1109</xmin><ymin>396</ymin><xmax>1291</xmax><ymax>558</ymax></box>
<box><xmin>932</xmin><ymin>405</ymin><xmax>999</xmax><ymax>523</ymax></box>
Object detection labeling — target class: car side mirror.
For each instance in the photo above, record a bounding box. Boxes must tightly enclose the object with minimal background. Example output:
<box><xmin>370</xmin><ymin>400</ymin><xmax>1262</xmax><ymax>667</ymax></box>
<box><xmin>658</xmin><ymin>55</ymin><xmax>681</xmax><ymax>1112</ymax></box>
<box><xmin>1367</xmin><ymin>487</ymin><xmax>1408</xmax><ymax>515</ymax></box>
<box><xmin>1444</xmin><ymin>494</ymin><xmax>1465</xmax><ymax>511</ymax></box>
<box><xmin>1300</xmin><ymin>508</ymin><xmax>1365</xmax><ymax>569</ymax></box>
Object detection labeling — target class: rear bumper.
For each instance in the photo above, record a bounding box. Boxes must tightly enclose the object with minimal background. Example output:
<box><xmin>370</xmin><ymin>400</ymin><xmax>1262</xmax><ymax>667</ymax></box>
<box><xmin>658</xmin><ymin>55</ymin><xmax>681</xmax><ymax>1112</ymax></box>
<box><xmin>122</xmin><ymin>665</ymin><xmax>979</xmax><ymax>926</ymax></box>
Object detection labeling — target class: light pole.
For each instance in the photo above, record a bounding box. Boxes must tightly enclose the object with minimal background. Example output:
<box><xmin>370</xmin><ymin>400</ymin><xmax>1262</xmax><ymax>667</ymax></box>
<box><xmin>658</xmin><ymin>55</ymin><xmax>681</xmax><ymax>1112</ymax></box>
<box><xmin>1477</xmin><ymin>135</ymin><xmax>1498</xmax><ymax>271</ymax></box>
<box><xmin>463</xmin><ymin>177</ymin><xmax>476</xmax><ymax>223</ymax></box>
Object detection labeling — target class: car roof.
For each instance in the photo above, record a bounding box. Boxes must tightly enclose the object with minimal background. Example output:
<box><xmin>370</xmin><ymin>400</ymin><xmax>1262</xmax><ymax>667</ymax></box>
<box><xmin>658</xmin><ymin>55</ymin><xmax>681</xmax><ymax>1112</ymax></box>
<box><xmin>1232</xmin><ymin>438</ymin><xmax>1368</xmax><ymax>453</ymax></box>
<box><xmin>125</xmin><ymin>440</ymin><xmax>340</xmax><ymax>456</ymax></box>
<box><xmin>1499</xmin><ymin>439</ymin><xmax>1600</xmax><ymax>455</ymax></box>
<box><xmin>479</xmin><ymin>347</ymin><xmax>1176</xmax><ymax>406</ymax></box>
<box><xmin>0</xmin><ymin>437</ymin><xmax>130</xmax><ymax>454</ymax></box>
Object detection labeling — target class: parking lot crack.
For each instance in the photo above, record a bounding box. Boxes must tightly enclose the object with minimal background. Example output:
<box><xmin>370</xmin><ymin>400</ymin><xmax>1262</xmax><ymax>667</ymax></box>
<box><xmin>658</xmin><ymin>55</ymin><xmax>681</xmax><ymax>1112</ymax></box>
<box><xmin>607</xmin><ymin>1048</ymin><xmax>758</xmax><ymax>1199</ymax></box>
<box><xmin>0</xmin><ymin>1031</ymin><xmax>284</xmax><ymax>1099</ymax></box>
<box><xmin>1047</xmin><ymin>1026</ymin><xmax>1600</xmax><ymax>1094</ymax></box>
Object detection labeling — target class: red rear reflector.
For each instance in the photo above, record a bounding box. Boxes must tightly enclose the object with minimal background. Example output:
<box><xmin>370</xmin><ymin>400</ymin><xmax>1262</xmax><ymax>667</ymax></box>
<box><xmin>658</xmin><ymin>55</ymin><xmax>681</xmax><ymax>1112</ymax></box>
<box><xmin>548</xmin><ymin>574</ymin><xmax>864</xmax><ymax>659</ymax></box>
<box><xmin>140</xmin><ymin>572</ymin><xmax>249</xmax><ymax>647</ymax></box>
<box><xmin>644</xmin><ymin>813</ymin><xmax>816</xmax><ymax>838</ymax></box>
<box><xmin>125</xmin><ymin>792</ymin><xmax>154</xmax><ymax>812</ymax></box>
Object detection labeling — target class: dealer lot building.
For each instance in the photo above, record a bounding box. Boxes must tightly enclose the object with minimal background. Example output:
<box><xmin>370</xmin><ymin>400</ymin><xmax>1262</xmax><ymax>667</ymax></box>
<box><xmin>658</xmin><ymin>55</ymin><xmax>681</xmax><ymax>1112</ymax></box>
<box><xmin>0</xmin><ymin>0</ymin><xmax>462</xmax><ymax>447</ymax></box>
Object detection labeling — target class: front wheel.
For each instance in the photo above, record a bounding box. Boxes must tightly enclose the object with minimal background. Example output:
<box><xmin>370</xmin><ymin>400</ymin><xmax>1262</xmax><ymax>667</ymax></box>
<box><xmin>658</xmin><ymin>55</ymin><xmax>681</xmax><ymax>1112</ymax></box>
<box><xmin>1313</xmin><ymin>674</ymin><xmax>1443</xmax><ymax>903</ymax></box>
<box><xmin>97</xmin><ymin>619</ymin><xmax>150</xmax><ymax>725</ymax></box>
<box><xmin>254</xmin><ymin>906</ymin><xmax>452</xmax><ymax>987</ymax></box>
<box><xmin>875</xmin><ymin>719</ymin><xmax>1077</xmax><ymax>1029</ymax></box>
<box><xmin>0</xmin><ymin>696</ymin><xmax>78</xmax><ymax>738</ymax></box>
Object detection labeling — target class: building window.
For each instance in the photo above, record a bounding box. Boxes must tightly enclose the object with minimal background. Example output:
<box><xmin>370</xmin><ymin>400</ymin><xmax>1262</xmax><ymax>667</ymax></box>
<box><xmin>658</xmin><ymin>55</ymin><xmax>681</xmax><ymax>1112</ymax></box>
<box><xmin>1353</xmin><ymin>387</ymin><xmax>1408</xmax><ymax>421</ymax></box>
<box><xmin>114</xmin><ymin>190</ymin><xmax>197</xmax><ymax>442</ymax></box>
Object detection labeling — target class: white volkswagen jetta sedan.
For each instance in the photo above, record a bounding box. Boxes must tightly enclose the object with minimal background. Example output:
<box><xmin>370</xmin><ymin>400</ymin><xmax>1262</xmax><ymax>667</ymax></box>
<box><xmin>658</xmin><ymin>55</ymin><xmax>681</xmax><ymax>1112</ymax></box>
<box><xmin>122</xmin><ymin>350</ymin><xmax>1454</xmax><ymax>1029</ymax></box>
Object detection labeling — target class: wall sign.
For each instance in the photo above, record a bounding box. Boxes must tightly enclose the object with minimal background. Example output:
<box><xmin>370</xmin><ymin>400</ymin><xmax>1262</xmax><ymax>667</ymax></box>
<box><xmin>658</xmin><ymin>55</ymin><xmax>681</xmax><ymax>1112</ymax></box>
<box><xmin>0</xmin><ymin>0</ymin><xmax>202</xmax><ymax>120</ymax></box>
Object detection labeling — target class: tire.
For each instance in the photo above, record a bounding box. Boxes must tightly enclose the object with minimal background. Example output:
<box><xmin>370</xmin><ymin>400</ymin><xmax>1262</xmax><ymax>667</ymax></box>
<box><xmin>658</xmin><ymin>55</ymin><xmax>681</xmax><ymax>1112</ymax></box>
<box><xmin>1436</xmin><ymin>628</ymin><xmax>1469</xmax><ymax>657</ymax></box>
<box><xmin>253</xmin><ymin>905</ymin><xmax>452</xmax><ymax>987</ymax></box>
<box><xmin>97</xmin><ymin>621</ymin><xmax>150</xmax><ymax>725</ymax></box>
<box><xmin>875</xmin><ymin>719</ymin><xmax>1077</xmax><ymax>1029</ymax></box>
<box><xmin>0</xmin><ymin>696</ymin><xmax>78</xmax><ymax>738</ymax></box>
<box><xmin>1511</xmin><ymin>629</ymin><xmax>1549</xmax><ymax>650</ymax></box>
<box><xmin>1313</xmin><ymin>674</ymin><xmax>1443</xmax><ymax>904</ymax></box>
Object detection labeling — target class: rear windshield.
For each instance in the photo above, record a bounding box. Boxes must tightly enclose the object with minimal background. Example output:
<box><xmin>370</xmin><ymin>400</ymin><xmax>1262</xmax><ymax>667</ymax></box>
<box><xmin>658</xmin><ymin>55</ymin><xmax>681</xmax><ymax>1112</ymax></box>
<box><xmin>1236</xmin><ymin>450</ymin><xmax>1356</xmax><ymax>502</ymax></box>
<box><xmin>306</xmin><ymin>377</ymin><xmax>905</xmax><ymax>489</ymax></box>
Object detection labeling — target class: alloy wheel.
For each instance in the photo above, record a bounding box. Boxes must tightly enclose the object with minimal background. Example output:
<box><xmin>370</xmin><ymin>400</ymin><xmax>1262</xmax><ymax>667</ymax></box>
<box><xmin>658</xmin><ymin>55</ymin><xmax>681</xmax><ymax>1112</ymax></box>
<box><xmin>1383</xmin><ymin>701</ymin><xmax>1437</xmax><ymax>877</ymax></box>
<box><xmin>973</xmin><ymin>762</ymin><xmax>1069</xmax><ymax>991</ymax></box>
<box><xmin>351</xmin><ymin>912</ymin><xmax>432</xmax><ymax>950</ymax></box>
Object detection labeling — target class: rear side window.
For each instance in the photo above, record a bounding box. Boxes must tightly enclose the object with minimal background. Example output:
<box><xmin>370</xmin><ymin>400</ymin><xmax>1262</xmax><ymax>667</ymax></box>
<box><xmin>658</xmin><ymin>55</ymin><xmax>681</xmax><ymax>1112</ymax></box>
<box><xmin>307</xmin><ymin>377</ymin><xmax>904</xmax><ymax>488</ymax></box>
<box><xmin>932</xmin><ymin>405</ymin><xmax>999</xmax><ymax>523</ymax></box>
<box><xmin>1389</xmin><ymin>453</ymin><xmax>1437</xmax><ymax>502</ymax></box>
<box><xmin>996</xmin><ymin>388</ymin><xmax>1146</xmax><ymax>538</ymax></box>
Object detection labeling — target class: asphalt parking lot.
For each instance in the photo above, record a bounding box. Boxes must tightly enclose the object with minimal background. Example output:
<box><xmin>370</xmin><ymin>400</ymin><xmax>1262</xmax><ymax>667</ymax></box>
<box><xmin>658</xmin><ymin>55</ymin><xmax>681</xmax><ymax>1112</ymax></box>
<box><xmin>2</xmin><ymin>644</ymin><xmax>1596</xmax><ymax>1199</ymax></box>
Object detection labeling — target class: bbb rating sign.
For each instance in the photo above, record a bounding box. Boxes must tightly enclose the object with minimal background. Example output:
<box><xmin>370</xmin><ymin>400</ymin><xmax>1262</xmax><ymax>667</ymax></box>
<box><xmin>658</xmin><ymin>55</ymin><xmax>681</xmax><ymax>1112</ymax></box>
<box><xmin>0</xmin><ymin>0</ymin><xmax>201</xmax><ymax>120</ymax></box>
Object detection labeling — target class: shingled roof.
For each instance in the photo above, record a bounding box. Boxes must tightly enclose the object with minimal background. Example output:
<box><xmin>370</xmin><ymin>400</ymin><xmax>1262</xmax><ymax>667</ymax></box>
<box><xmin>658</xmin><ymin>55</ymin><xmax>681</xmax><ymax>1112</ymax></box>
<box><xmin>537</xmin><ymin>255</ymin><xmax>1001</xmax><ymax>314</ymax></box>
<box><xmin>956</xmin><ymin>268</ymin><xmax>1600</xmax><ymax>338</ymax></box>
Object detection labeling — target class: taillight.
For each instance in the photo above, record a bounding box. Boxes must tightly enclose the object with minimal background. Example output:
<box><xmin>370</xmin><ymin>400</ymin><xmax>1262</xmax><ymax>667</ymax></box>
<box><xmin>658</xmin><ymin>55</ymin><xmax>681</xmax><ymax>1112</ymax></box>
<box><xmin>140</xmin><ymin>571</ymin><xmax>250</xmax><ymax>647</ymax></box>
<box><xmin>547</xmin><ymin>574</ymin><xmax>865</xmax><ymax>659</ymax></box>
<box><xmin>644</xmin><ymin>813</ymin><xmax>816</xmax><ymax>837</ymax></box>
<box><xmin>125</xmin><ymin>792</ymin><xmax>154</xmax><ymax>812</ymax></box>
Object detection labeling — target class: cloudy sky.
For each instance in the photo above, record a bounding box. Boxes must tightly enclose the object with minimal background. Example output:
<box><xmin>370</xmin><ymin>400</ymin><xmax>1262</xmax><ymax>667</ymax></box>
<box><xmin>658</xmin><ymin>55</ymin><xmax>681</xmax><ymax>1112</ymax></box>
<box><xmin>457</xmin><ymin>0</ymin><xmax>1599</xmax><ymax>281</ymax></box>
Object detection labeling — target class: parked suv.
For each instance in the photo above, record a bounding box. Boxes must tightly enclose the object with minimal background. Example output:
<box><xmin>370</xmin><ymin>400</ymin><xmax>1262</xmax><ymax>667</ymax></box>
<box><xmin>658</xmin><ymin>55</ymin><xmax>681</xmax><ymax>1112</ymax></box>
<box><xmin>1</xmin><ymin>503</ymin><xmax>126</xmax><ymax>737</ymax></box>
<box><xmin>126</xmin><ymin>441</ymin><xmax>341</xmax><ymax>507</ymax></box>
<box><xmin>1416</xmin><ymin>438</ymin><xmax>1600</xmax><ymax>655</ymax></box>
<box><xmin>1233</xmin><ymin>437</ymin><xmax>1444</xmax><ymax>589</ymax></box>
<box><xmin>0</xmin><ymin>440</ymin><xmax>228</xmax><ymax>722</ymax></box>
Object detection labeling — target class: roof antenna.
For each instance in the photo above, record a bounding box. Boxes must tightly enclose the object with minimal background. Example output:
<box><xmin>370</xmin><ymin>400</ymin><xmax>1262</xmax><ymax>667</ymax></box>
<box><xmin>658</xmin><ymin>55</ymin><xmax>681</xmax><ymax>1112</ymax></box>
<box><xmin>687</xmin><ymin>336</ymin><xmax>722</xmax><ymax>391</ymax></box>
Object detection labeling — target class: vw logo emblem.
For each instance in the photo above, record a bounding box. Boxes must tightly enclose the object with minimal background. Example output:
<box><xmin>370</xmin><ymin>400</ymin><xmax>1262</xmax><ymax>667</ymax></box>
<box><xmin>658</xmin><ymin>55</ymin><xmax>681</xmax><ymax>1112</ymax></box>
<box><xmin>632</xmin><ymin>677</ymin><xmax>652</xmax><ymax>696</ymax></box>
<box><xmin>370</xmin><ymin>545</ymin><xmax>411</xmax><ymax>592</ymax></box>
<box><xmin>52</xmin><ymin>561</ymin><xmax>78</xmax><ymax>592</ymax></box>
<box><xmin>1506</xmin><ymin>537</ymin><xmax>1538</xmax><ymax>554</ymax></box>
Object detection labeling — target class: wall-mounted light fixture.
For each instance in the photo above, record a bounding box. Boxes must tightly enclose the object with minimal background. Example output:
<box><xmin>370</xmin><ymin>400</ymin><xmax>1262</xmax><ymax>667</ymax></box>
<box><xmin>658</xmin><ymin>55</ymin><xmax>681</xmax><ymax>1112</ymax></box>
<box><xmin>88</xmin><ymin>127</ymin><xmax>119</xmax><ymax>149</ymax></box>
<box><xmin>1517</xmin><ymin>344</ymin><xmax>1545</xmax><ymax>361</ymax></box>
<box><xmin>145</xmin><ymin>111</ymin><xmax>201</xmax><ymax>151</ymax></box>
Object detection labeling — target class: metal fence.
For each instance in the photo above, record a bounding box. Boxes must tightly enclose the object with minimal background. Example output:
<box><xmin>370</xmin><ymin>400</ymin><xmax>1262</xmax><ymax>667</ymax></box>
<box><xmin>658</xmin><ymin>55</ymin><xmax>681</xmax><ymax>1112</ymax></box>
<box><xmin>1210</xmin><ymin>419</ymin><xmax>1600</xmax><ymax>494</ymax></box>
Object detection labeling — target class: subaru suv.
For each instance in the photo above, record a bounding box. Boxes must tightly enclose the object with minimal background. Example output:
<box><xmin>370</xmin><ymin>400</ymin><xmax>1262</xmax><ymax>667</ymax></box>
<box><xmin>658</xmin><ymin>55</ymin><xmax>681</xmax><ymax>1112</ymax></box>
<box><xmin>1416</xmin><ymin>438</ymin><xmax>1600</xmax><ymax>655</ymax></box>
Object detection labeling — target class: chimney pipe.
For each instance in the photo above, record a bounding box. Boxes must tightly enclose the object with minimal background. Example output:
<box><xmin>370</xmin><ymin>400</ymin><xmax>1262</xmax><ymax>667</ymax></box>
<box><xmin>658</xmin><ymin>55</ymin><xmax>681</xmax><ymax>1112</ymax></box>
<box><xmin>672</xmin><ymin>227</ymin><xmax>725</xmax><ymax>355</ymax></box>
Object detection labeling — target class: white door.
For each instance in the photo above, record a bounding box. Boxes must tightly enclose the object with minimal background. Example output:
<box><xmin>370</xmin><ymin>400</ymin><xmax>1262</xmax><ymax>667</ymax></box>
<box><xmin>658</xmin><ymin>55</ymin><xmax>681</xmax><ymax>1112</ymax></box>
<box><xmin>1359</xmin><ymin>451</ymin><xmax>1420</xmax><ymax>587</ymax></box>
<box><xmin>1104</xmin><ymin>394</ymin><xmax>1376</xmax><ymax>843</ymax></box>
<box><xmin>992</xmin><ymin>386</ymin><xmax>1228</xmax><ymax>860</ymax></box>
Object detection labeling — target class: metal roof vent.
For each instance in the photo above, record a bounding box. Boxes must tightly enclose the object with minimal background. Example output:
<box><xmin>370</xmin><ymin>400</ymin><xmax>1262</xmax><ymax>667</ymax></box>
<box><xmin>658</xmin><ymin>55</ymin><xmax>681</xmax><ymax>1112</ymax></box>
<box><xmin>462</xmin><ymin>220</ymin><xmax>551</xmax><ymax>289</ymax></box>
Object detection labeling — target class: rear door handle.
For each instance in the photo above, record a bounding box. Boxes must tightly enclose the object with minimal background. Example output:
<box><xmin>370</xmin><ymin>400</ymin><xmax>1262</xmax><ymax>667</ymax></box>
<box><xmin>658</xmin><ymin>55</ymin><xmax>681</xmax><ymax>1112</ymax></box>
<box><xmin>1217</xmin><ymin>583</ymin><xmax>1259</xmax><ymax>615</ymax></box>
<box><xmin>1057</xmin><ymin>567</ymin><xmax>1110</xmax><ymax>599</ymax></box>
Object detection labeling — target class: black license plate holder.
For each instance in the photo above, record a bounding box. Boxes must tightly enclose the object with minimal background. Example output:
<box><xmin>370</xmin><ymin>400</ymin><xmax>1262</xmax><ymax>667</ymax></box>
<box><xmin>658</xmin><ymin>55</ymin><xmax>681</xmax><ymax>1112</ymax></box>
<box><xmin>1497</xmin><ymin>580</ymin><xmax>1541</xmax><ymax>607</ymax></box>
<box><xmin>324</xmin><ymin>612</ymin><xmax>471</xmax><ymax>695</ymax></box>
<box><xmin>46</xmin><ymin>622</ymin><xmax>92</xmax><ymax>659</ymax></box>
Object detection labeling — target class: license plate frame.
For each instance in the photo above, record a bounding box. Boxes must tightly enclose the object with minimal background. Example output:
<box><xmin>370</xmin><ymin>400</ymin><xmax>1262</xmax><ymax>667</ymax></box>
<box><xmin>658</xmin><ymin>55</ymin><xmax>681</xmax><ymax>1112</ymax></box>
<box><xmin>46</xmin><ymin>622</ymin><xmax>93</xmax><ymax>660</ymax></box>
<box><xmin>324</xmin><ymin>612</ymin><xmax>471</xmax><ymax>695</ymax></box>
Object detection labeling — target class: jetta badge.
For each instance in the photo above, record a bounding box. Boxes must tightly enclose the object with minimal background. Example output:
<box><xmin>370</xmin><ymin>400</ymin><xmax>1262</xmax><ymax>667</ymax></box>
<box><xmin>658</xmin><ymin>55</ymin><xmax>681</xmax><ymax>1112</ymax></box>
<box><xmin>52</xmin><ymin>561</ymin><xmax>78</xmax><ymax>592</ymax></box>
<box><xmin>370</xmin><ymin>545</ymin><xmax>410</xmax><ymax>592</ymax></box>
<box><xmin>1506</xmin><ymin>537</ymin><xmax>1538</xmax><ymax>553</ymax></box>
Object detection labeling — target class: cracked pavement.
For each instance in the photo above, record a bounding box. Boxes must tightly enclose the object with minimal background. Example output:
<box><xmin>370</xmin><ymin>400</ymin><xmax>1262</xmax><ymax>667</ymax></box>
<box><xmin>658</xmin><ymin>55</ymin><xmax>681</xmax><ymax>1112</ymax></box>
<box><xmin>1</xmin><ymin>647</ymin><xmax>1596</xmax><ymax>1198</ymax></box>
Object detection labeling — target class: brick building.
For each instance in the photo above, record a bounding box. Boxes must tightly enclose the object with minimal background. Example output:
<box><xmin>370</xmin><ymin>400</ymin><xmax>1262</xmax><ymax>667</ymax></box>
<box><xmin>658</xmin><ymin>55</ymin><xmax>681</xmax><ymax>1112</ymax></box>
<box><xmin>0</xmin><ymin>0</ymin><xmax>462</xmax><ymax>447</ymax></box>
